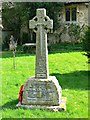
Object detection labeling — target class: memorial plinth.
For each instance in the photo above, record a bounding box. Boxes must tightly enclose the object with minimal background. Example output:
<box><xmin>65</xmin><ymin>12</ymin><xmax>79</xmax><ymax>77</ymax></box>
<box><xmin>22</xmin><ymin>76</ymin><xmax>62</xmax><ymax>106</ymax></box>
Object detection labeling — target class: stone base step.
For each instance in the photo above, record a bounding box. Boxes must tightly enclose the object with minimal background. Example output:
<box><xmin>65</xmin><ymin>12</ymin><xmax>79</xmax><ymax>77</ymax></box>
<box><xmin>16</xmin><ymin>97</ymin><xmax>67</xmax><ymax>112</ymax></box>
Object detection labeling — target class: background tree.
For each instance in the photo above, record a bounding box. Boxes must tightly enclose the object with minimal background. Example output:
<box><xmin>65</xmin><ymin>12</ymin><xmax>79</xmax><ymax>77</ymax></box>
<box><xmin>82</xmin><ymin>27</ymin><xmax>90</xmax><ymax>63</ymax></box>
<box><xmin>2</xmin><ymin>2</ymin><xmax>64</xmax><ymax>49</ymax></box>
<box><xmin>2</xmin><ymin>2</ymin><xmax>28</xmax><ymax>44</ymax></box>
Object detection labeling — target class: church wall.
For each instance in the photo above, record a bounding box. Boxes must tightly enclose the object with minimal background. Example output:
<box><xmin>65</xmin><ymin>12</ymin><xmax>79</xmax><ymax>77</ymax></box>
<box><xmin>48</xmin><ymin>3</ymin><xmax>88</xmax><ymax>44</ymax></box>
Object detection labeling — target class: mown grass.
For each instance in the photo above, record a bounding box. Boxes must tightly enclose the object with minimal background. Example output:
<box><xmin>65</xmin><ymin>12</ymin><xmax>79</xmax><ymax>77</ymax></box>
<box><xmin>1</xmin><ymin>44</ymin><xmax>88</xmax><ymax>118</ymax></box>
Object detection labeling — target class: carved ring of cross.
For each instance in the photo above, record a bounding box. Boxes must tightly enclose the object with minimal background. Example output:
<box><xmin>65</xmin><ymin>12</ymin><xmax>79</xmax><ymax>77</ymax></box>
<box><xmin>32</xmin><ymin>16</ymin><xmax>51</xmax><ymax>33</ymax></box>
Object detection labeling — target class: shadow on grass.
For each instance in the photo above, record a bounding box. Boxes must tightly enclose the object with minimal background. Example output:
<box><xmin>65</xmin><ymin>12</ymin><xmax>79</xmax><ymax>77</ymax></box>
<box><xmin>1</xmin><ymin>50</ymin><xmax>84</xmax><ymax>59</ymax></box>
<box><xmin>1</xmin><ymin>51</ymin><xmax>35</xmax><ymax>58</ymax></box>
<box><xmin>2</xmin><ymin>71</ymin><xmax>88</xmax><ymax>110</ymax></box>
<box><xmin>2</xmin><ymin>99</ymin><xmax>19</xmax><ymax>110</ymax></box>
<box><xmin>1</xmin><ymin>43</ymin><xmax>83</xmax><ymax>58</ymax></box>
<box><xmin>50</xmin><ymin>70</ymin><xmax>88</xmax><ymax>90</ymax></box>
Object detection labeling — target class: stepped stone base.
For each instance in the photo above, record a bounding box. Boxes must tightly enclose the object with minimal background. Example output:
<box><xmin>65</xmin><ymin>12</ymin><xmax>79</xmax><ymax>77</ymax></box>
<box><xmin>16</xmin><ymin>97</ymin><xmax>66</xmax><ymax>112</ymax></box>
<box><xmin>16</xmin><ymin>76</ymin><xmax>66</xmax><ymax>111</ymax></box>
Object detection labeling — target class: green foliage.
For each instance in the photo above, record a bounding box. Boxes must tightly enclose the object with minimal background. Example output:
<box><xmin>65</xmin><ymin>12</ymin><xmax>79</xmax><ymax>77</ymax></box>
<box><xmin>82</xmin><ymin>27</ymin><xmax>90</xmax><ymax>63</ymax></box>
<box><xmin>68</xmin><ymin>23</ymin><xmax>82</xmax><ymax>43</ymax></box>
<box><xmin>1</xmin><ymin>51</ymin><xmax>88</xmax><ymax>118</ymax></box>
<box><xmin>82</xmin><ymin>27</ymin><xmax>90</xmax><ymax>52</ymax></box>
<box><xmin>2</xmin><ymin>2</ymin><xmax>64</xmax><ymax>46</ymax></box>
<box><xmin>23</xmin><ymin>46</ymin><xmax>36</xmax><ymax>53</ymax></box>
<box><xmin>22</xmin><ymin>32</ymin><xmax>29</xmax><ymax>44</ymax></box>
<box><xmin>19</xmin><ymin>2</ymin><xmax>64</xmax><ymax>29</ymax></box>
<box><xmin>2</xmin><ymin>35</ymin><xmax>10</xmax><ymax>50</ymax></box>
<box><xmin>48</xmin><ymin>43</ymin><xmax>82</xmax><ymax>52</ymax></box>
<box><xmin>2</xmin><ymin>3</ymin><xmax>25</xmax><ymax>47</ymax></box>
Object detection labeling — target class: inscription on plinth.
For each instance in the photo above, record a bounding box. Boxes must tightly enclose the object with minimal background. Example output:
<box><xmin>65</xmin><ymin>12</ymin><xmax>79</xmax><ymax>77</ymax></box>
<box><xmin>22</xmin><ymin>76</ymin><xmax>62</xmax><ymax>105</ymax></box>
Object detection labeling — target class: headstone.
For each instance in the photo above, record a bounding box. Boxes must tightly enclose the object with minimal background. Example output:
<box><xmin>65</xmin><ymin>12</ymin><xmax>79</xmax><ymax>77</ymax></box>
<box><xmin>17</xmin><ymin>8</ymin><xmax>66</xmax><ymax>111</ymax></box>
<box><xmin>9</xmin><ymin>35</ymin><xmax>17</xmax><ymax>51</ymax></box>
<box><xmin>9</xmin><ymin>35</ymin><xmax>17</xmax><ymax>69</ymax></box>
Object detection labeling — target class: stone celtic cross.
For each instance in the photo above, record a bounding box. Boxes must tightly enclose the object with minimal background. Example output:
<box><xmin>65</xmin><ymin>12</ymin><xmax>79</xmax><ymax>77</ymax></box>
<box><xmin>29</xmin><ymin>8</ymin><xmax>53</xmax><ymax>79</ymax></box>
<box><xmin>17</xmin><ymin>8</ymin><xmax>65</xmax><ymax>111</ymax></box>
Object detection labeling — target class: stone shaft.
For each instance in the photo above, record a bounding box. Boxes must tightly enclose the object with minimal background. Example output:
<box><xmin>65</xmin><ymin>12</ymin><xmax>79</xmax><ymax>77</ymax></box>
<box><xmin>36</xmin><ymin>25</ymin><xmax>48</xmax><ymax>78</ymax></box>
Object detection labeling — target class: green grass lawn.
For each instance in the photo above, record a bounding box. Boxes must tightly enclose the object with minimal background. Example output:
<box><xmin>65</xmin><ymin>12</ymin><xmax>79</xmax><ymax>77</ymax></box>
<box><xmin>1</xmin><ymin>48</ymin><xmax>88</xmax><ymax>118</ymax></box>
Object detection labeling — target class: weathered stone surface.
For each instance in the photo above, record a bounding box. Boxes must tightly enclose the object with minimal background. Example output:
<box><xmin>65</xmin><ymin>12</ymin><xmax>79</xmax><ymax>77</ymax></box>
<box><xmin>22</xmin><ymin>76</ymin><xmax>62</xmax><ymax>106</ymax></box>
<box><xmin>29</xmin><ymin>8</ymin><xmax>53</xmax><ymax>79</ymax></box>
<box><xmin>9</xmin><ymin>35</ymin><xmax>17</xmax><ymax>51</ymax></box>
<box><xmin>48</xmin><ymin>3</ymin><xmax>89</xmax><ymax>44</ymax></box>
<box><xmin>17</xmin><ymin>97</ymin><xmax>66</xmax><ymax>112</ymax></box>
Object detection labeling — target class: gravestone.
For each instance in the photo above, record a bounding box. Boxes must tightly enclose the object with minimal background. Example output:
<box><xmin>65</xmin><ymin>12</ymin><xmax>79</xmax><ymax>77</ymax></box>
<box><xmin>17</xmin><ymin>8</ymin><xmax>66</xmax><ymax>111</ymax></box>
<box><xmin>9</xmin><ymin>35</ymin><xmax>17</xmax><ymax>69</ymax></box>
<box><xmin>9</xmin><ymin>35</ymin><xmax>17</xmax><ymax>51</ymax></box>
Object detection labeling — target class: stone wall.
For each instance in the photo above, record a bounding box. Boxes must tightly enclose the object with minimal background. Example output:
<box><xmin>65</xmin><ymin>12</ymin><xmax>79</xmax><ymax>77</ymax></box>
<box><xmin>77</xmin><ymin>3</ymin><xmax>88</xmax><ymax>26</ymax></box>
<box><xmin>48</xmin><ymin>3</ymin><xmax>88</xmax><ymax>44</ymax></box>
<box><xmin>89</xmin><ymin>2</ymin><xmax>90</xmax><ymax>26</ymax></box>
